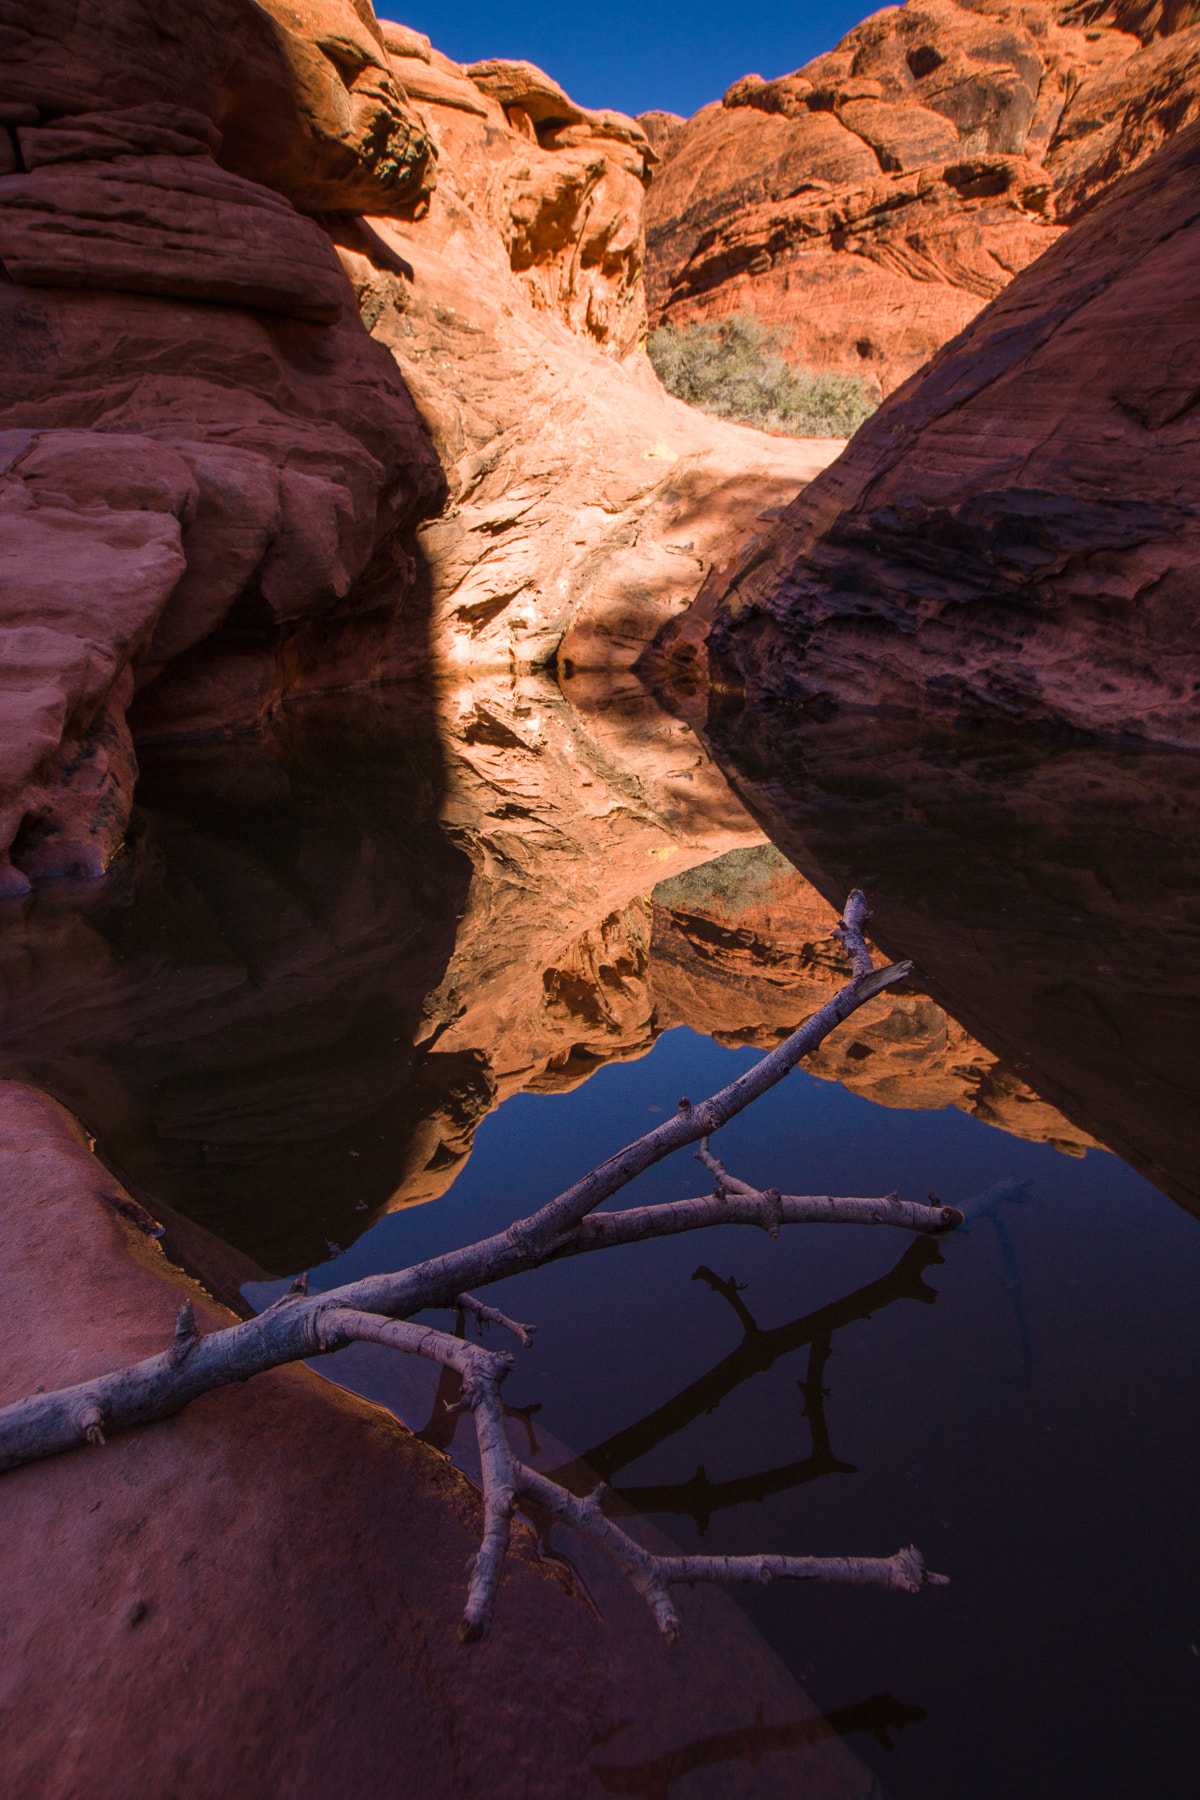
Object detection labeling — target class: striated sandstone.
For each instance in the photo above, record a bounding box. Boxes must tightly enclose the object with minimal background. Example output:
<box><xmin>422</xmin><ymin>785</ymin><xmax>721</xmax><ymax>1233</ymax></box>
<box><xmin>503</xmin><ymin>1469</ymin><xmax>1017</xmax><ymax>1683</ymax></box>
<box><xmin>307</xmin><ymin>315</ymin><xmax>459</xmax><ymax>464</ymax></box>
<box><xmin>690</xmin><ymin>119</ymin><xmax>1200</xmax><ymax>749</ymax></box>
<box><xmin>644</xmin><ymin>0</ymin><xmax>1200</xmax><ymax>394</ymax></box>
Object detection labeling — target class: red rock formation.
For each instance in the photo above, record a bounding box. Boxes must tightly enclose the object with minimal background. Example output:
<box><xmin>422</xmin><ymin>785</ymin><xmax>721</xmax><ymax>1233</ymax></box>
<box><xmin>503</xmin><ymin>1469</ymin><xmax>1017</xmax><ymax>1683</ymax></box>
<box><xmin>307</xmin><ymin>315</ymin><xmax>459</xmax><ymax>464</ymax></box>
<box><xmin>0</xmin><ymin>0</ymin><xmax>447</xmax><ymax>896</ymax></box>
<box><xmin>0</xmin><ymin>0</ymin><xmax>842</xmax><ymax>895</ymax></box>
<box><xmin>692</xmin><ymin>118</ymin><xmax>1200</xmax><ymax>748</ymax></box>
<box><xmin>644</xmin><ymin>0</ymin><xmax>1200</xmax><ymax>395</ymax></box>
<box><xmin>0</xmin><ymin>1080</ymin><xmax>881</xmax><ymax>1799</ymax></box>
<box><xmin>310</xmin><ymin>31</ymin><xmax>841</xmax><ymax>690</ymax></box>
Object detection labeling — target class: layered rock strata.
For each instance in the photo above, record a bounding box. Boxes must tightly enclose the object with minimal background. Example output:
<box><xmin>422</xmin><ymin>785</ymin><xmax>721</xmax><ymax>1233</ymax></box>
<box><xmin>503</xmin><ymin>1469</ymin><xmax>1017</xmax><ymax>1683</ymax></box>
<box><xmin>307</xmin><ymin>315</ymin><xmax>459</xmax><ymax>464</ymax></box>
<box><xmin>644</xmin><ymin>0</ymin><xmax>1200</xmax><ymax>394</ymax></box>
<box><xmin>0</xmin><ymin>0</ymin><xmax>842</xmax><ymax>896</ymax></box>
<box><xmin>662</xmin><ymin>118</ymin><xmax>1200</xmax><ymax>749</ymax></box>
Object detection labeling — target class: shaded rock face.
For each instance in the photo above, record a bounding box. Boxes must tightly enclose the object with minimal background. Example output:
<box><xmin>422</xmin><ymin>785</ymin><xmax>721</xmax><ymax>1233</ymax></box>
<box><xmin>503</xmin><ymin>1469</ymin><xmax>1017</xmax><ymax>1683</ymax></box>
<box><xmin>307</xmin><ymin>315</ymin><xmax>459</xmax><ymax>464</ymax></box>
<box><xmin>644</xmin><ymin>0</ymin><xmax>1200</xmax><ymax>394</ymax></box>
<box><xmin>0</xmin><ymin>1082</ymin><xmax>881</xmax><ymax>1800</ymax></box>
<box><xmin>0</xmin><ymin>0</ymin><xmax>448</xmax><ymax>897</ymax></box>
<box><xmin>685</xmin><ymin>707</ymin><xmax>1200</xmax><ymax>1223</ymax></box>
<box><xmin>0</xmin><ymin>678</ymin><xmax>1094</xmax><ymax>1273</ymax></box>
<box><xmin>690</xmin><ymin>119</ymin><xmax>1200</xmax><ymax>749</ymax></box>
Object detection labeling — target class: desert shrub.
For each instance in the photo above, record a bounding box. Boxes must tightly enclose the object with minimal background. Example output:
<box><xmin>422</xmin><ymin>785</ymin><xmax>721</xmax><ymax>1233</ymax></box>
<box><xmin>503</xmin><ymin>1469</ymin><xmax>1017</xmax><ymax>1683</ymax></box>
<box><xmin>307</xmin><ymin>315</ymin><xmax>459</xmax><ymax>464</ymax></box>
<box><xmin>646</xmin><ymin>313</ymin><xmax>878</xmax><ymax>439</ymax></box>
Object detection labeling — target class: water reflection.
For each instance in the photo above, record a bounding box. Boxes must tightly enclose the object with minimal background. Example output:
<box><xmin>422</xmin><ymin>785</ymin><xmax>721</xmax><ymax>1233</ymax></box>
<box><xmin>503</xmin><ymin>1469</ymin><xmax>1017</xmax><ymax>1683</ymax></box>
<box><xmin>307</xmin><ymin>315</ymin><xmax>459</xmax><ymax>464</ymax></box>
<box><xmin>696</xmin><ymin>701</ymin><xmax>1200</xmax><ymax>1221</ymax></box>
<box><xmin>592</xmin><ymin>1692</ymin><xmax>927</xmax><ymax>1799</ymax></box>
<box><xmin>0</xmin><ymin>674</ymin><xmax>1104</xmax><ymax>1273</ymax></box>
<box><xmin>550</xmin><ymin>1237</ymin><xmax>944</xmax><ymax>1531</ymax></box>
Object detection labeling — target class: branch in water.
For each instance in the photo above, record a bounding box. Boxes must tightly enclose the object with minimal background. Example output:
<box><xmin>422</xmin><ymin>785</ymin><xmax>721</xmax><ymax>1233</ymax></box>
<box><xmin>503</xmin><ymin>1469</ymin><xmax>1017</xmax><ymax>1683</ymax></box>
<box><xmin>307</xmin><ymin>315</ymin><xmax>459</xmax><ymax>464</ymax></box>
<box><xmin>0</xmin><ymin>890</ymin><xmax>954</xmax><ymax>1645</ymax></box>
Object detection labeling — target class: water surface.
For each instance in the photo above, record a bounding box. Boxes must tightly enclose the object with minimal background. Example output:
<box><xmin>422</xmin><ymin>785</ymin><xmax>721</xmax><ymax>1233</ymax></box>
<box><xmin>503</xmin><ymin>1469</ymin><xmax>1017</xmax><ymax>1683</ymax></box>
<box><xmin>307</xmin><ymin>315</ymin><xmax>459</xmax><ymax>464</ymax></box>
<box><xmin>2</xmin><ymin>675</ymin><xmax>1196</xmax><ymax>1796</ymax></box>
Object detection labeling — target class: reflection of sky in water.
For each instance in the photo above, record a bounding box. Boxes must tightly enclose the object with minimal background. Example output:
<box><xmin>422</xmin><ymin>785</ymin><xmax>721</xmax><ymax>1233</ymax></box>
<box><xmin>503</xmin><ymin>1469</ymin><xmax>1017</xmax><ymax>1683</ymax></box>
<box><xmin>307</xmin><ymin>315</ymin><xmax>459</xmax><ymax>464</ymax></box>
<box><xmin>269</xmin><ymin>1026</ymin><xmax>1200</xmax><ymax>1800</ymax></box>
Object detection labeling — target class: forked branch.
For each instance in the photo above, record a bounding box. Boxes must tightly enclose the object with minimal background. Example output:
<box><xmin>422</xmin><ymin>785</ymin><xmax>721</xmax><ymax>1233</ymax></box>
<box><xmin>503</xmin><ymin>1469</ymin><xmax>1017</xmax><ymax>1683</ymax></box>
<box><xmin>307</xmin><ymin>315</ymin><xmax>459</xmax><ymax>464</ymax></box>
<box><xmin>0</xmin><ymin>890</ymin><xmax>956</xmax><ymax>1644</ymax></box>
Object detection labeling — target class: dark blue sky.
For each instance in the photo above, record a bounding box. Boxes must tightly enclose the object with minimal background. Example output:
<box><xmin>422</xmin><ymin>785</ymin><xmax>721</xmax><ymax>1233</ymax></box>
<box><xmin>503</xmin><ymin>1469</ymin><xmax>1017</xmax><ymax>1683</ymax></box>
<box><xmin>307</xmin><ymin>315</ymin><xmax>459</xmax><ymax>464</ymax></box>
<box><xmin>380</xmin><ymin>4</ymin><xmax>874</xmax><ymax>120</ymax></box>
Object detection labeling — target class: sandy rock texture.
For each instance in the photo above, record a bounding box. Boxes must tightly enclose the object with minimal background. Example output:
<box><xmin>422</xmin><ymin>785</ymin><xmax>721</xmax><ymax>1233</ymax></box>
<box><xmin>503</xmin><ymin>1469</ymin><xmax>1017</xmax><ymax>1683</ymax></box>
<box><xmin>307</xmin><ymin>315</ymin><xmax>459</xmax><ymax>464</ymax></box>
<box><xmin>0</xmin><ymin>1080</ymin><xmax>885</xmax><ymax>1800</ymax></box>
<box><xmin>644</xmin><ymin>0</ymin><xmax>1200</xmax><ymax>394</ymax></box>
<box><xmin>674</xmin><ymin>117</ymin><xmax>1200</xmax><ymax>749</ymax></box>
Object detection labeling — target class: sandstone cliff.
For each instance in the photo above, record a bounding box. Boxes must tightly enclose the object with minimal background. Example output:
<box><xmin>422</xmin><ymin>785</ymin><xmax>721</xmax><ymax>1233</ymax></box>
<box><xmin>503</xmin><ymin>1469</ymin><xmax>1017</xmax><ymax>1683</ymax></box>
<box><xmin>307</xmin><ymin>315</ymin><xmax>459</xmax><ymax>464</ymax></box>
<box><xmin>0</xmin><ymin>0</ymin><xmax>847</xmax><ymax>900</ymax></box>
<box><xmin>644</xmin><ymin>0</ymin><xmax>1200</xmax><ymax>395</ymax></box>
<box><xmin>682</xmin><ymin>117</ymin><xmax>1200</xmax><ymax>749</ymax></box>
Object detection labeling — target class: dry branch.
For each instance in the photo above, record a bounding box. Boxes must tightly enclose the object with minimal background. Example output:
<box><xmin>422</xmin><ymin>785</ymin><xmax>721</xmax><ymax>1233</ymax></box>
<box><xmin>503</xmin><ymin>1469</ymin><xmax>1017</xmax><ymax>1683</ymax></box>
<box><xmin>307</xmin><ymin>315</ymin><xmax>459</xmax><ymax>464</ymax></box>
<box><xmin>0</xmin><ymin>889</ymin><xmax>958</xmax><ymax>1644</ymax></box>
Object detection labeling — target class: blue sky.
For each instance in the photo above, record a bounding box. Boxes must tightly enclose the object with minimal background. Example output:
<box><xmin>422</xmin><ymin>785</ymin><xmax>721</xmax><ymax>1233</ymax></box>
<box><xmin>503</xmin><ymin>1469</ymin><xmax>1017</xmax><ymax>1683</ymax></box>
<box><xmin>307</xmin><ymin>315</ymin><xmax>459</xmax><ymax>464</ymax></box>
<box><xmin>380</xmin><ymin>4</ymin><xmax>875</xmax><ymax>120</ymax></box>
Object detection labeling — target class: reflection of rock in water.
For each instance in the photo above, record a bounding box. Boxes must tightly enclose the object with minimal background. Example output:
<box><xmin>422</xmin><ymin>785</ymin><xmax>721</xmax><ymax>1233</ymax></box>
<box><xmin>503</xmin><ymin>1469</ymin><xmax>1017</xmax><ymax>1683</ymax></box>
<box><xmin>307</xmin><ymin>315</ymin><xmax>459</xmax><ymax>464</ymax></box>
<box><xmin>694</xmin><ymin>703</ymin><xmax>1200</xmax><ymax>1220</ymax></box>
<box><xmin>0</xmin><ymin>673</ymin><xmax>759</xmax><ymax>1270</ymax></box>
<box><xmin>649</xmin><ymin>845</ymin><xmax>1095</xmax><ymax>1156</ymax></box>
<box><xmin>0</xmin><ymin>675</ymin><xmax>1097</xmax><ymax>1273</ymax></box>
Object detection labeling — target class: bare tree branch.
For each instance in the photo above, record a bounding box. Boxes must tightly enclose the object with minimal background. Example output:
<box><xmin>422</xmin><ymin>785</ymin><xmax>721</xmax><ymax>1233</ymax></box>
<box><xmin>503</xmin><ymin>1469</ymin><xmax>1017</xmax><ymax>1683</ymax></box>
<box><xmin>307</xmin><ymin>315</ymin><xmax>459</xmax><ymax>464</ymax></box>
<box><xmin>455</xmin><ymin>1347</ymin><xmax>947</xmax><ymax>1645</ymax></box>
<box><xmin>0</xmin><ymin>890</ymin><xmax>959</xmax><ymax>1646</ymax></box>
<box><xmin>456</xmin><ymin>1292</ymin><xmax>537</xmax><ymax>1349</ymax></box>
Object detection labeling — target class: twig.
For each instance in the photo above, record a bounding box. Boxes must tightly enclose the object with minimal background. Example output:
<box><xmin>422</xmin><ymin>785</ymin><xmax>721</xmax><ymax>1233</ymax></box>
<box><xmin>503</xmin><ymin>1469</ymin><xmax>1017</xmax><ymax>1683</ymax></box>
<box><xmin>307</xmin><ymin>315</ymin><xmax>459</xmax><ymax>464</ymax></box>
<box><xmin>456</xmin><ymin>1293</ymin><xmax>536</xmax><ymax>1349</ymax></box>
<box><xmin>834</xmin><ymin>888</ymin><xmax>874</xmax><ymax>980</ymax></box>
<box><xmin>456</xmin><ymin>1349</ymin><xmax>947</xmax><ymax>1644</ymax></box>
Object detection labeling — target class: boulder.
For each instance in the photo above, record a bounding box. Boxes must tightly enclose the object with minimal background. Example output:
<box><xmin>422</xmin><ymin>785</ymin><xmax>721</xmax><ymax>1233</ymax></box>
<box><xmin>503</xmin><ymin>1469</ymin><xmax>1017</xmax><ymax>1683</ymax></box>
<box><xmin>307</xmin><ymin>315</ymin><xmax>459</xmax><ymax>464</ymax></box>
<box><xmin>644</xmin><ymin>0</ymin><xmax>1200</xmax><ymax>395</ymax></box>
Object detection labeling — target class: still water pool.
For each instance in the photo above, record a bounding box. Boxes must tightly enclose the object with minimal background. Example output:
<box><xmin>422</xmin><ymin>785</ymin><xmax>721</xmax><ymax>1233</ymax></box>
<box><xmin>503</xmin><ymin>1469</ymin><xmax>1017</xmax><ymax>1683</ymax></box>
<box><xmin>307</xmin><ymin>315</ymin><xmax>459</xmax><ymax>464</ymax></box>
<box><xmin>263</xmin><ymin>1024</ymin><xmax>1200</xmax><ymax>1800</ymax></box>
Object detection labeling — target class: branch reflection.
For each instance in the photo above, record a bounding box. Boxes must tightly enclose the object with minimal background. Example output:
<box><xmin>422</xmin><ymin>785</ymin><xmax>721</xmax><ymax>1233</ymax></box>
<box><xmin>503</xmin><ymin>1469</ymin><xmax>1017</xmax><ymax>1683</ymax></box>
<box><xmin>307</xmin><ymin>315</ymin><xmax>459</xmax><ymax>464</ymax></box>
<box><xmin>545</xmin><ymin>1235</ymin><xmax>945</xmax><ymax>1529</ymax></box>
<box><xmin>591</xmin><ymin>1692</ymin><xmax>927</xmax><ymax>1798</ymax></box>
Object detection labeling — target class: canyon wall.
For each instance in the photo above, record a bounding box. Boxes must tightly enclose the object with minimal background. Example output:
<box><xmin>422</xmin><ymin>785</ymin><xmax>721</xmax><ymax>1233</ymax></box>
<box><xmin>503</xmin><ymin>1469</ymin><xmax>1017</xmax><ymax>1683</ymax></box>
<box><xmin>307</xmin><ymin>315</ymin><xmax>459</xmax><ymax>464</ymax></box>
<box><xmin>679</xmin><ymin>116</ymin><xmax>1200</xmax><ymax>749</ymax></box>
<box><xmin>0</xmin><ymin>0</ymin><xmax>839</xmax><ymax>896</ymax></box>
<box><xmin>644</xmin><ymin>0</ymin><xmax>1200</xmax><ymax>394</ymax></box>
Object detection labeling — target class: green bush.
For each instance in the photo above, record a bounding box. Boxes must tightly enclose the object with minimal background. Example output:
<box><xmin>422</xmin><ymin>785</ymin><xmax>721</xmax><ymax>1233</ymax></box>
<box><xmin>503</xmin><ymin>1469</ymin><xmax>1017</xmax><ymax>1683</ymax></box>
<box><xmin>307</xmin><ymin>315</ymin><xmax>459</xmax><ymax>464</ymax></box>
<box><xmin>646</xmin><ymin>313</ymin><xmax>877</xmax><ymax>440</ymax></box>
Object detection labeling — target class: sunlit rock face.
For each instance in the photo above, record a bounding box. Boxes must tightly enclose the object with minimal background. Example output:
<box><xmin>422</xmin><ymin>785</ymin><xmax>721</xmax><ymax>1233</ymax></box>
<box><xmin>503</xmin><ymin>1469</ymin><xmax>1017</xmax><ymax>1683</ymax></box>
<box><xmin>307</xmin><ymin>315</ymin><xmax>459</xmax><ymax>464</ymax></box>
<box><xmin>676</xmin><ymin>119</ymin><xmax>1200</xmax><ymax>751</ymax></box>
<box><xmin>644</xmin><ymin>0</ymin><xmax>1200</xmax><ymax>395</ymax></box>
<box><xmin>0</xmin><ymin>1084</ymin><xmax>881</xmax><ymax>1800</ymax></box>
<box><xmin>314</xmin><ymin>29</ymin><xmax>841</xmax><ymax>683</ymax></box>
